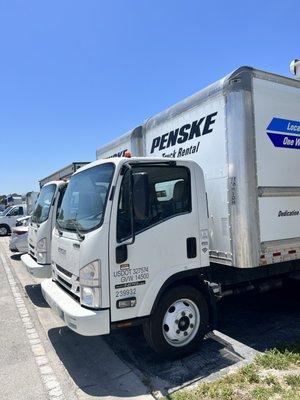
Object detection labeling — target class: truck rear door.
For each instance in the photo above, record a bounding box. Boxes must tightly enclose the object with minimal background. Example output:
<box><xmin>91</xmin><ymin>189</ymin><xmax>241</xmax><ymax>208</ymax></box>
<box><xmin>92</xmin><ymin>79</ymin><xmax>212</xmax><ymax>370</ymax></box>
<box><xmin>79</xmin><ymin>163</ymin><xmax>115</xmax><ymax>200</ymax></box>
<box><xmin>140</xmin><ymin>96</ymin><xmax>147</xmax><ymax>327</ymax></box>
<box><xmin>253</xmin><ymin>77</ymin><xmax>300</xmax><ymax>248</ymax></box>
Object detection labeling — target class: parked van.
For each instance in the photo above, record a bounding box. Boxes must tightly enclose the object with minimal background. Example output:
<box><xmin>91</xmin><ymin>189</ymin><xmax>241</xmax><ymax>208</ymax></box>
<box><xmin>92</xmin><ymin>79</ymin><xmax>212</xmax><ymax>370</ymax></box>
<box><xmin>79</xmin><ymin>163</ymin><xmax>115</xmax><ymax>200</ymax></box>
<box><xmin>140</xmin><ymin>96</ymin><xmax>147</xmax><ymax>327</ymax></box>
<box><xmin>0</xmin><ymin>204</ymin><xmax>27</xmax><ymax>236</ymax></box>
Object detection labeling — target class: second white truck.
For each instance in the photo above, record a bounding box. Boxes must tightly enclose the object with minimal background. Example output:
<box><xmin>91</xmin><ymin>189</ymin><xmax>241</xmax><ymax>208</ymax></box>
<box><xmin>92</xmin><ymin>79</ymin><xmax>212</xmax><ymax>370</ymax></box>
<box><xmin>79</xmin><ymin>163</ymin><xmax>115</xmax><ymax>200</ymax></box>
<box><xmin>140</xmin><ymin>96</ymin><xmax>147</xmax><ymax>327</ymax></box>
<box><xmin>22</xmin><ymin>162</ymin><xmax>89</xmax><ymax>278</ymax></box>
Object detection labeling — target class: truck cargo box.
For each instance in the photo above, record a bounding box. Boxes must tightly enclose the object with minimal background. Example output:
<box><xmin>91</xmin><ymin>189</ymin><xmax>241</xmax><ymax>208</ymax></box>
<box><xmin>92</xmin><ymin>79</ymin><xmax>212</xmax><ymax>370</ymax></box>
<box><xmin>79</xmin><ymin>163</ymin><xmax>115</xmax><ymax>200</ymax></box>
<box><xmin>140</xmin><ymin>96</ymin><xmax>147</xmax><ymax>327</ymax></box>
<box><xmin>39</xmin><ymin>162</ymin><xmax>90</xmax><ymax>188</ymax></box>
<box><xmin>96</xmin><ymin>67</ymin><xmax>300</xmax><ymax>269</ymax></box>
<box><xmin>96</xmin><ymin>126</ymin><xmax>143</xmax><ymax>159</ymax></box>
<box><xmin>143</xmin><ymin>67</ymin><xmax>300</xmax><ymax>268</ymax></box>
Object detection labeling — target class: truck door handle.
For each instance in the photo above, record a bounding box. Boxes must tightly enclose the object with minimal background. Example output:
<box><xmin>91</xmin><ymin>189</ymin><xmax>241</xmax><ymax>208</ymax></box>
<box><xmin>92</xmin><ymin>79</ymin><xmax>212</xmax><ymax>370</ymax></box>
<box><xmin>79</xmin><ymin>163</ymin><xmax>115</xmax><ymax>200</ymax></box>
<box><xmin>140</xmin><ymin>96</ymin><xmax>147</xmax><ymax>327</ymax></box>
<box><xmin>186</xmin><ymin>237</ymin><xmax>197</xmax><ymax>259</ymax></box>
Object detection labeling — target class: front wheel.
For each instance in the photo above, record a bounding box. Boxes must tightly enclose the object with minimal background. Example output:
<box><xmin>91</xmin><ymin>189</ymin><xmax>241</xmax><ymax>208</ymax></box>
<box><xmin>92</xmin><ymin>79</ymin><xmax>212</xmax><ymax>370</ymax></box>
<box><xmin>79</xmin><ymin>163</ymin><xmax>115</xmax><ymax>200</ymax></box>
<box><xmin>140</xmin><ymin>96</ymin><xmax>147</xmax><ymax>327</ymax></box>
<box><xmin>0</xmin><ymin>224</ymin><xmax>10</xmax><ymax>236</ymax></box>
<box><xmin>143</xmin><ymin>285</ymin><xmax>209</xmax><ymax>359</ymax></box>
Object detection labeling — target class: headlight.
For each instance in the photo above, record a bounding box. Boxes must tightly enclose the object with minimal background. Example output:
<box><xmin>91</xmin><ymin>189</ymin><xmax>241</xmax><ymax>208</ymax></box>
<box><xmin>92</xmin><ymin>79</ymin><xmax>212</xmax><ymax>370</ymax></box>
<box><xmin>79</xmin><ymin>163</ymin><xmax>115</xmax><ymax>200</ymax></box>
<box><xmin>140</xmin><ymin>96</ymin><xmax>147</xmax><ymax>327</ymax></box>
<box><xmin>79</xmin><ymin>260</ymin><xmax>101</xmax><ymax>309</ymax></box>
<box><xmin>37</xmin><ymin>252</ymin><xmax>47</xmax><ymax>264</ymax></box>
<box><xmin>37</xmin><ymin>237</ymin><xmax>47</xmax><ymax>251</ymax></box>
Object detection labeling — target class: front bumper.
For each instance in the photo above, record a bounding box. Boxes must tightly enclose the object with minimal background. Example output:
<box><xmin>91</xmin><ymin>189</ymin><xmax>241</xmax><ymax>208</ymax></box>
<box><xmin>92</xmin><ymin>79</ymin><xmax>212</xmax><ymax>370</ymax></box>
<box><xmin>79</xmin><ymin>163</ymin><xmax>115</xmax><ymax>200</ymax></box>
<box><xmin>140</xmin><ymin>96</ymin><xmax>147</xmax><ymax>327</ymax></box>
<box><xmin>41</xmin><ymin>278</ymin><xmax>110</xmax><ymax>336</ymax></box>
<box><xmin>21</xmin><ymin>253</ymin><xmax>52</xmax><ymax>278</ymax></box>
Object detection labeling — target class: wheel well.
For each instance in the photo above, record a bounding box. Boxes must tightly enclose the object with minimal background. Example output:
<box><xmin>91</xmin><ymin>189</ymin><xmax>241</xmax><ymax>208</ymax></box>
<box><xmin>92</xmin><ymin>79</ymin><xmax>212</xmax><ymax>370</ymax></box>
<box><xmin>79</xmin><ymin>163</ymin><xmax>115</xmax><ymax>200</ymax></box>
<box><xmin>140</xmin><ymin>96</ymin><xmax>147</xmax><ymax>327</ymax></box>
<box><xmin>150</xmin><ymin>271</ymin><xmax>217</xmax><ymax>330</ymax></box>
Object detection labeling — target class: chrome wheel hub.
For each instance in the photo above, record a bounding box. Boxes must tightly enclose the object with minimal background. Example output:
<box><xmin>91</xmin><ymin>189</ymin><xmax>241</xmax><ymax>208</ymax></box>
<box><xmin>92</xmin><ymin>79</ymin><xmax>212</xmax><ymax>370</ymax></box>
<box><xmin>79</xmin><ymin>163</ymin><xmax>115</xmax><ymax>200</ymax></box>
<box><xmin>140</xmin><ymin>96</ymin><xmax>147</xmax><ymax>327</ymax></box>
<box><xmin>162</xmin><ymin>298</ymin><xmax>200</xmax><ymax>347</ymax></box>
<box><xmin>0</xmin><ymin>227</ymin><xmax>7</xmax><ymax>235</ymax></box>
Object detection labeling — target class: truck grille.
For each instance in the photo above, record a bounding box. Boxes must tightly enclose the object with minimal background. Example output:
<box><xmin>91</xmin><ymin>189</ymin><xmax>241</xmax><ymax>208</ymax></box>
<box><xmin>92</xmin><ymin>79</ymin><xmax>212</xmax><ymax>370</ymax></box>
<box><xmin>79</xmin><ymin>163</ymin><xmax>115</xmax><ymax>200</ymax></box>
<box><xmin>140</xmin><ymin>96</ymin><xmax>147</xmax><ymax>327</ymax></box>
<box><xmin>56</xmin><ymin>264</ymin><xmax>72</xmax><ymax>278</ymax></box>
<box><xmin>29</xmin><ymin>244</ymin><xmax>36</xmax><ymax>259</ymax></box>
<box><xmin>30</xmin><ymin>253</ymin><xmax>37</xmax><ymax>262</ymax></box>
<box><xmin>57</xmin><ymin>275</ymin><xmax>72</xmax><ymax>289</ymax></box>
<box><xmin>53</xmin><ymin>263</ymin><xmax>80</xmax><ymax>299</ymax></box>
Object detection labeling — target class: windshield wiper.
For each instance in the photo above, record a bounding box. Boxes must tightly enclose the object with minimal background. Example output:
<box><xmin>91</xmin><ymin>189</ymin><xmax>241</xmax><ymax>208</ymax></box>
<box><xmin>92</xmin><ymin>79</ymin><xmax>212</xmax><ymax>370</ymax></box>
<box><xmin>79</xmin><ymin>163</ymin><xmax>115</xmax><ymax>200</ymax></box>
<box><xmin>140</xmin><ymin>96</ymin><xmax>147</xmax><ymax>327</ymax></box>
<box><xmin>64</xmin><ymin>219</ymin><xmax>85</xmax><ymax>241</ymax></box>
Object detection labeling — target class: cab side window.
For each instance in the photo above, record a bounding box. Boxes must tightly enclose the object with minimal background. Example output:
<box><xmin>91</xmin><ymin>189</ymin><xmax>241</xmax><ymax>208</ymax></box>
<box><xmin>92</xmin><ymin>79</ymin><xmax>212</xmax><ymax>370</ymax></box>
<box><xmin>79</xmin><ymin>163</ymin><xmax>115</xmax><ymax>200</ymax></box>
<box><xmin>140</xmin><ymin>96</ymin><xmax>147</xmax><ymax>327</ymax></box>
<box><xmin>117</xmin><ymin>165</ymin><xmax>191</xmax><ymax>242</ymax></box>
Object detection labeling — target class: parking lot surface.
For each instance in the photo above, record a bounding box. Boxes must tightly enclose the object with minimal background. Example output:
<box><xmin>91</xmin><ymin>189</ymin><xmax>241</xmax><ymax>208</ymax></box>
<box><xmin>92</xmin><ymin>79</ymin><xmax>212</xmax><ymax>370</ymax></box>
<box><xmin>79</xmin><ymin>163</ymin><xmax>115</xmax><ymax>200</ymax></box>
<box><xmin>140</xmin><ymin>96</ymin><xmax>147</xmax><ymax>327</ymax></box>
<box><xmin>0</xmin><ymin>236</ymin><xmax>299</xmax><ymax>399</ymax></box>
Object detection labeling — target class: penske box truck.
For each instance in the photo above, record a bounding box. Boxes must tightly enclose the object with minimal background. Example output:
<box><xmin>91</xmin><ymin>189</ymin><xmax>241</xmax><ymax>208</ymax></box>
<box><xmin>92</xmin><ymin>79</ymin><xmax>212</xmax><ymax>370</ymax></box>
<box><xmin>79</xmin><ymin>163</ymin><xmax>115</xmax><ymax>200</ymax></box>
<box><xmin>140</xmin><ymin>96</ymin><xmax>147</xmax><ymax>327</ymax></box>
<box><xmin>42</xmin><ymin>67</ymin><xmax>300</xmax><ymax>358</ymax></box>
<box><xmin>22</xmin><ymin>162</ymin><xmax>89</xmax><ymax>278</ymax></box>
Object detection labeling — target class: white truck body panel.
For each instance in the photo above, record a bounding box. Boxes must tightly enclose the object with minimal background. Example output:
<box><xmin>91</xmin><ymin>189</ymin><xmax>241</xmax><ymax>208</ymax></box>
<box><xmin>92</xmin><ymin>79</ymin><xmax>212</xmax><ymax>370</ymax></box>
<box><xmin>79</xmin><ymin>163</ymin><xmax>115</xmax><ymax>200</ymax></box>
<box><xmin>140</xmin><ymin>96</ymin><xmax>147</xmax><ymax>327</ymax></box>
<box><xmin>96</xmin><ymin>67</ymin><xmax>300</xmax><ymax>268</ymax></box>
<box><xmin>96</xmin><ymin>127</ymin><xmax>143</xmax><ymax>159</ymax></box>
<box><xmin>252</xmin><ymin>78</ymin><xmax>300</xmax><ymax>248</ymax></box>
<box><xmin>39</xmin><ymin>162</ymin><xmax>89</xmax><ymax>188</ymax></box>
<box><xmin>253</xmin><ymin>78</ymin><xmax>300</xmax><ymax>187</ymax></box>
<box><xmin>144</xmin><ymin>94</ymin><xmax>231</xmax><ymax>263</ymax></box>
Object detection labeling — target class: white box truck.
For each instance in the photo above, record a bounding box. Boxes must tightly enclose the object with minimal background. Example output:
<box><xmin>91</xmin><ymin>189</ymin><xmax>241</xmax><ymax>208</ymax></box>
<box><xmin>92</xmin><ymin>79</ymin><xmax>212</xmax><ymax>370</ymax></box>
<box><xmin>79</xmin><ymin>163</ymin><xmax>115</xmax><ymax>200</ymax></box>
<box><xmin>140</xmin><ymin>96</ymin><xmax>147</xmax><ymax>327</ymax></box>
<box><xmin>96</xmin><ymin>127</ymin><xmax>143</xmax><ymax>159</ymax></box>
<box><xmin>42</xmin><ymin>67</ymin><xmax>300</xmax><ymax>358</ymax></box>
<box><xmin>22</xmin><ymin>162</ymin><xmax>89</xmax><ymax>278</ymax></box>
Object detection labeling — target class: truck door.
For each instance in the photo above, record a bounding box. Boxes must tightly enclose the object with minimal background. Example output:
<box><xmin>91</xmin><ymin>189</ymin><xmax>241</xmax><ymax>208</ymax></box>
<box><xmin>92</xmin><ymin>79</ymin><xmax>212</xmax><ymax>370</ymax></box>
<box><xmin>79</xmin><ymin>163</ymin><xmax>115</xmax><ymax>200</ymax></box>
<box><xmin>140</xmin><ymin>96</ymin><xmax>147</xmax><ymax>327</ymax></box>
<box><xmin>109</xmin><ymin>162</ymin><xmax>204</xmax><ymax>323</ymax></box>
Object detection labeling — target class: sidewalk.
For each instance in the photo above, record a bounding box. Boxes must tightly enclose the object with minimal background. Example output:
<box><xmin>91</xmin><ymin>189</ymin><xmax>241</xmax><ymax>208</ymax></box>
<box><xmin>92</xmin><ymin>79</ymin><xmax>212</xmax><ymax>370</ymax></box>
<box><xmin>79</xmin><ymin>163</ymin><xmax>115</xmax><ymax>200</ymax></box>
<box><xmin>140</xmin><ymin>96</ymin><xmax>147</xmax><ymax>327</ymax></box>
<box><xmin>0</xmin><ymin>248</ymin><xmax>46</xmax><ymax>400</ymax></box>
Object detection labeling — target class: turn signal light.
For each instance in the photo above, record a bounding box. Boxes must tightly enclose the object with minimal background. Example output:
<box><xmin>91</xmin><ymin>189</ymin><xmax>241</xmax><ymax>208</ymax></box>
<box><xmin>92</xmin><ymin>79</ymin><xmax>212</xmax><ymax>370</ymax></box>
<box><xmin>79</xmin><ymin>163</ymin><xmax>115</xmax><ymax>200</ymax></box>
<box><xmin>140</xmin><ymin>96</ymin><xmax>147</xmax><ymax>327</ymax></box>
<box><xmin>116</xmin><ymin>297</ymin><xmax>136</xmax><ymax>309</ymax></box>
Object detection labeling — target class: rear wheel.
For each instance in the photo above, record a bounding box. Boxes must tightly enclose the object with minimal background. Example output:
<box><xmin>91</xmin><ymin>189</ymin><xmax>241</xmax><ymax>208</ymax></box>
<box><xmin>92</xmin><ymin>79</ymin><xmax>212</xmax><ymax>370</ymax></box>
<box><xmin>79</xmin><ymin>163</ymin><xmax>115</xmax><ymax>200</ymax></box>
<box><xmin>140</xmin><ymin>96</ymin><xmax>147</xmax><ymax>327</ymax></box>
<box><xmin>0</xmin><ymin>224</ymin><xmax>10</xmax><ymax>236</ymax></box>
<box><xmin>143</xmin><ymin>285</ymin><xmax>209</xmax><ymax>359</ymax></box>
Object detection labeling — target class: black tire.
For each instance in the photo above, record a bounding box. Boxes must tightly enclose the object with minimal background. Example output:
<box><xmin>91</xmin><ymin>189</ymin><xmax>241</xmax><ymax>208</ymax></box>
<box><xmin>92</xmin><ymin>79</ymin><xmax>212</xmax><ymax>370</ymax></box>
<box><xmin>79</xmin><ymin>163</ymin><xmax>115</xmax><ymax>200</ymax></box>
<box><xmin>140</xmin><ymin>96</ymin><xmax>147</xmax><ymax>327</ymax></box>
<box><xmin>143</xmin><ymin>285</ymin><xmax>209</xmax><ymax>359</ymax></box>
<box><xmin>0</xmin><ymin>224</ymin><xmax>10</xmax><ymax>236</ymax></box>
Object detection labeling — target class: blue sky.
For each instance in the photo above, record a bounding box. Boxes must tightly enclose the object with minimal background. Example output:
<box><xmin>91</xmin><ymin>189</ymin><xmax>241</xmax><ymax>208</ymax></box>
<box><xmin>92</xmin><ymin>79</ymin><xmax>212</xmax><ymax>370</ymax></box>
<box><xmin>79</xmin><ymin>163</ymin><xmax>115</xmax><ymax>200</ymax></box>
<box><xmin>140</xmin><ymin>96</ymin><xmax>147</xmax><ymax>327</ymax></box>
<box><xmin>0</xmin><ymin>0</ymin><xmax>299</xmax><ymax>193</ymax></box>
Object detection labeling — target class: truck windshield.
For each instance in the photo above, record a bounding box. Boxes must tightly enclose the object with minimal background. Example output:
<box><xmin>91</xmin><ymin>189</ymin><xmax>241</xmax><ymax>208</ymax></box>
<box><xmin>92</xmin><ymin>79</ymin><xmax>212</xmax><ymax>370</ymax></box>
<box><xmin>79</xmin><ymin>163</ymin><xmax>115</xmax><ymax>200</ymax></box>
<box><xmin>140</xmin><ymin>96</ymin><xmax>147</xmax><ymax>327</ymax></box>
<box><xmin>57</xmin><ymin>163</ymin><xmax>115</xmax><ymax>233</ymax></box>
<box><xmin>31</xmin><ymin>184</ymin><xmax>56</xmax><ymax>224</ymax></box>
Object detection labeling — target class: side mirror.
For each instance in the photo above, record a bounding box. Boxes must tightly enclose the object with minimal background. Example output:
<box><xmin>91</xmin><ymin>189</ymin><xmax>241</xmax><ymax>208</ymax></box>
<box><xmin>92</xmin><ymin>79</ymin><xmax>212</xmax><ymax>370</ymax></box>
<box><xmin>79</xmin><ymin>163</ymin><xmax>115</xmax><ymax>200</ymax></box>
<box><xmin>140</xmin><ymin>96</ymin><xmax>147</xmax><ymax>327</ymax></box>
<box><xmin>132</xmin><ymin>172</ymin><xmax>149</xmax><ymax>220</ymax></box>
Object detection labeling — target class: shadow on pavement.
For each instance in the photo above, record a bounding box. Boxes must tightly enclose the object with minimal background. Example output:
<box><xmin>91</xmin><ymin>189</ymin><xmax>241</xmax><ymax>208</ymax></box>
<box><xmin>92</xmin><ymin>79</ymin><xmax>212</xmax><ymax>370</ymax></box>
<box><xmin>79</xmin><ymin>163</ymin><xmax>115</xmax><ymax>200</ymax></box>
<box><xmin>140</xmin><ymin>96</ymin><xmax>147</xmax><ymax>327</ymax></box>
<box><xmin>48</xmin><ymin>326</ymin><xmax>152</xmax><ymax>398</ymax></box>
<box><xmin>218</xmin><ymin>282</ymin><xmax>300</xmax><ymax>351</ymax></box>
<box><xmin>25</xmin><ymin>284</ymin><xmax>50</xmax><ymax>308</ymax></box>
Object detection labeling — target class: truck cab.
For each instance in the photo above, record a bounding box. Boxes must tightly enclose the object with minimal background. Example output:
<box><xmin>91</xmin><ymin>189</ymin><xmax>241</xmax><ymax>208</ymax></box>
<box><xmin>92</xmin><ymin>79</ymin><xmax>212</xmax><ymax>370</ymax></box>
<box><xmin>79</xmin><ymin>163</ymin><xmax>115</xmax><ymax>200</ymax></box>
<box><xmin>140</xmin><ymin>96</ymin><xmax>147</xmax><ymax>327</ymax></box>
<box><xmin>42</xmin><ymin>157</ymin><xmax>210</xmax><ymax>358</ymax></box>
<box><xmin>22</xmin><ymin>181</ymin><xmax>67</xmax><ymax>278</ymax></box>
<box><xmin>0</xmin><ymin>204</ymin><xmax>27</xmax><ymax>236</ymax></box>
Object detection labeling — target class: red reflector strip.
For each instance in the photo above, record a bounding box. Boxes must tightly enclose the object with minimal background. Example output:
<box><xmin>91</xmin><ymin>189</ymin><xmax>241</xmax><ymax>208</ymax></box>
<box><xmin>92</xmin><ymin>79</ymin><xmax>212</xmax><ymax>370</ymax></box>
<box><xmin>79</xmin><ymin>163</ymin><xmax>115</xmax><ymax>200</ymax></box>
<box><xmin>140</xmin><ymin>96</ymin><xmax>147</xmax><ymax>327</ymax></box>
<box><xmin>289</xmin><ymin>250</ymin><xmax>296</xmax><ymax>254</ymax></box>
<box><xmin>273</xmin><ymin>252</ymin><xmax>281</xmax><ymax>257</ymax></box>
